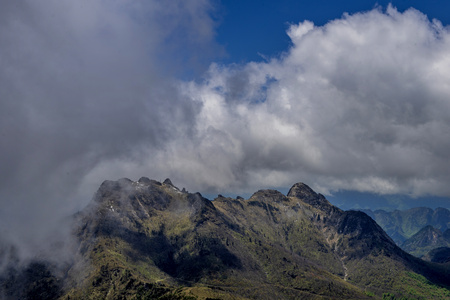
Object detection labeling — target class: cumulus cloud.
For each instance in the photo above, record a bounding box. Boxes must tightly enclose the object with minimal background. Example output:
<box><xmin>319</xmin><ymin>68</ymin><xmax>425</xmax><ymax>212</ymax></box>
<box><xmin>120</xmin><ymin>5</ymin><xmax>450</xmax><ymax>198</ymax></box>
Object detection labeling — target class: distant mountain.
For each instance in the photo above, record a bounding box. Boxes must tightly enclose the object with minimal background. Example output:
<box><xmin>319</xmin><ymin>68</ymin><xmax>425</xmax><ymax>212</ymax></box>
<box><xmin>400</xmin><ymin>226</ymin><xmax>450</xmax><ymax>257</ymax></box>
<box><xmin>362</xmin><ymin>207</ymin><xmax>450</xmax><ymax>245</ymax></box>
<box><xmin>1</xmin><ymin>178</ymin><xmax>450</xmax><ymax>299</ymax></box>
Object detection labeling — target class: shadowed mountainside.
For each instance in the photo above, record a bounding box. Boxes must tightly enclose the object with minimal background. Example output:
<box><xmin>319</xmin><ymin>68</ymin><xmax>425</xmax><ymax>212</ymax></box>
<box><xmin>2</xmin><ymin>178</ymin><xmax>450</xmax><ymax>299</ymax></box>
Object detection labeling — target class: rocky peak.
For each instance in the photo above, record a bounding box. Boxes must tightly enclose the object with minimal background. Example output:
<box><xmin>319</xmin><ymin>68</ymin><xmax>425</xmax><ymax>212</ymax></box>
<box><xmin>287</xmin><ymin>182</ymin><xmax>336</xmax><ymax>212</ymax></box>
<box><xmin>163</xmin><ymin>178</ymin><xmax>175</xmax><ymax>187</ymax></box>
<box><xmin>287</xmin><ymin>182</ymin><xmax>315</xmax><ymax>198</ymax></box>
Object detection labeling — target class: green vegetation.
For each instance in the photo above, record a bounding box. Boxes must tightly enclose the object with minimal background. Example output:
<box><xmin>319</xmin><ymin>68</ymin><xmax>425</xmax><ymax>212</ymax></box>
<box><xmin>393</xmin><ymin>272</ymin><xmax>450</xmax><ymax>299</ymax></box>
<box><xmin>5</xmin><ymin>178</ymin><xmax>448</xmax><ymax>299</ymax></box>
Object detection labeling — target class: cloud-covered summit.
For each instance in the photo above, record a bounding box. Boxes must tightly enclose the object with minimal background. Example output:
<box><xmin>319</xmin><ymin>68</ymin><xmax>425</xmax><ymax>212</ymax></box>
<box><xmin>1</xmin><ymin>2</ymin><xmax>450</xmax><ymax>259</ymax></box>
<box><xmin>0</xmin><ymin>0</ymin><xmax>220</xmax><ymax>259</ymax></box>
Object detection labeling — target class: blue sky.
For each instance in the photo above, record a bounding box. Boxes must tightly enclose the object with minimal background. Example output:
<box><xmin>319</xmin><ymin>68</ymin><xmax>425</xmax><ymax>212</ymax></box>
<box><xmin>217</xmin><ymin>0</ymin><xmax>450</xmax><ymax>63</ymax></box>
<box><xmin>208</xmin><ymin>0</ymin><xmax>450</xmax><ymax>209</ymax></box>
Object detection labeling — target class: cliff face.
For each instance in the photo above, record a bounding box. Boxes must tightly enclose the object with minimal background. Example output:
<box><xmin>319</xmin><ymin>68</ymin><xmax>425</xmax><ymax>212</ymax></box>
<box><xmin>2</xmin><ymin>178</ymin><xmax>449</xmax><ymax>299</ymax></box>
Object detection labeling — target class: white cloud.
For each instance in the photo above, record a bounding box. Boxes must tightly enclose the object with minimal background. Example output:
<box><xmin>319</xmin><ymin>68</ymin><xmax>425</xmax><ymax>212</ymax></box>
<box><xmin>134</xmin><ymin>5</ymin><xmax>450</xmax><ymax>198</ymax></box>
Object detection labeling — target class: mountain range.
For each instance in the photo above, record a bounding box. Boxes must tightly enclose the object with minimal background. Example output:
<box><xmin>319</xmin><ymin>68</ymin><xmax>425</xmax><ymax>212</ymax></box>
<box><xmin>361</xmin><ymin>207</ymin><xmax>450</xmax><ymax>261</ymax></box>
<box><xmin>362</xmin><ymin>207</ymin><xmax>450</xmax><ymax>245</ymax></box>
<box><xmin>400</xmin><ymin>225</ymin><xmax>450</xmax><ymax>257</ymax></box>
<box><xmin>1</xmin><ymin>178</ymin><xmax>449</xmax><ymax>299</ymax></box>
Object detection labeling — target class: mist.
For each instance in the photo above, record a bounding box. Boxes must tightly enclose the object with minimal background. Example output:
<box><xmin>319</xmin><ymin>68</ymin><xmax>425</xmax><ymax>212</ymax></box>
<box><xmin>0</xmin><ymin>0</ymin><xmax>221</xmax><ymax>263</ymax></box>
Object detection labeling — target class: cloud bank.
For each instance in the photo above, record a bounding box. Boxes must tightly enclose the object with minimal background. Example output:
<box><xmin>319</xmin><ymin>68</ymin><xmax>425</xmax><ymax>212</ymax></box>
<box><xmin>1</xmin><ymin>2</ymin><xmax>450</xmax><ymax>259</ymax></box>
<box><xmin>165</xmin><ymin>5</ymin><xmax>450</xmax><ymax>197</ymax></box>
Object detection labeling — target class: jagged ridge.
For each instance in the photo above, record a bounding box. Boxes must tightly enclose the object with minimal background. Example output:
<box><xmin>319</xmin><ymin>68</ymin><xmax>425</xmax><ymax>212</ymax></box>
<box><xmin>3</xmin><ymin>178</ymin><xmax>449</xmax><ymax>300</ymax></box>
<box><xmin>65</xmin><ymin>178</ymin><xmax>450</xmax><ymax>299</ymax></box>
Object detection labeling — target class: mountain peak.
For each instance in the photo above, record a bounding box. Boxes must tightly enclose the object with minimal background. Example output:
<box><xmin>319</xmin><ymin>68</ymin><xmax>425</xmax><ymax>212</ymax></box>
<box><xmin>287</xmin><ymin>182</ymin><xmax>321</xmax><ymax>201</ymax></box>
<box><xmin>163</xmin><ymin>178</ymin><xmax>175</xmax><ymax>187</ymax></box>
<box><xmin>287</xmin><ymin>182</ymin><xmax>314</xmax><ymax>197</ymax></box>
<box><xmin>287</xmin><ymin>182</ymin><xmax>334</xmax><ymax>211</ymax></box>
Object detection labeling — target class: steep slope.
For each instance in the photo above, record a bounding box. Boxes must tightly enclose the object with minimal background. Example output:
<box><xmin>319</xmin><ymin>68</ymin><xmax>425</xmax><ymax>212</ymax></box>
<box><xmin>285</xmin><ymin>184</ymin><xmax>450</xmax><ymax>298</ymax></box>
